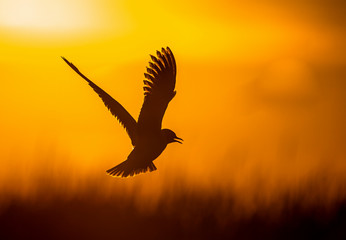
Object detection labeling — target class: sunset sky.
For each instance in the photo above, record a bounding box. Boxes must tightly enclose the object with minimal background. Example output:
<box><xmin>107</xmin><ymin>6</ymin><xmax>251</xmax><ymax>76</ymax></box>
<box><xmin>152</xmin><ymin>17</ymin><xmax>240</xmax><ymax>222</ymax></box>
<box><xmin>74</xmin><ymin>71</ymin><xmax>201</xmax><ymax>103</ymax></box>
<box><xmin>0</xmin><ymin>0</ymin><xmax>345</xmax><ymax>221</ymax></box>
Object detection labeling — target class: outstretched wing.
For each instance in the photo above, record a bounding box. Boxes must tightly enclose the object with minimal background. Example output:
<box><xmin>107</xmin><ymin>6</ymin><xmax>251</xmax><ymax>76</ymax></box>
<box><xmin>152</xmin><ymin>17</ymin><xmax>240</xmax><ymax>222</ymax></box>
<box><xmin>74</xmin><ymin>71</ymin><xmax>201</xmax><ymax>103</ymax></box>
<box><xmin>137</xmin><ymin>47</ymin><xmax>177</xmax><ymax>135</ymax></box>
<box><xmin>61</xmin><ymin>57</ymin><xmax>138</xmax><ymax>146</ymax></box>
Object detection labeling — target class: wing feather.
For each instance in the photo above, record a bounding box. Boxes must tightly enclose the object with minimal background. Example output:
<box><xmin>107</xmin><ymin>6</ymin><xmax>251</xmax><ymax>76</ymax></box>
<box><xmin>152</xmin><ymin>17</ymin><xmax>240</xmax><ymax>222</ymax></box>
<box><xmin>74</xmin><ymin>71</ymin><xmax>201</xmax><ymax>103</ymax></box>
<box><xmin>150</xmin><ymin>55</ymin><xmax>164</xmax><ymax>70</ymax></box>
<box><xmin>137</xmin><ymin>47</ymin><xmax>177</xmax><ymax>134</ymax></box>
<box><xmin>61</xmin><ymin>57</ymin><xmax>137</xmax><ymax>146</ymax></box>
<box><xmin>167</xmin><ymin>47</ymin><xmax>176</xmax><ymax>75</ymax></box>
<box><xmin>149</xmin><ymin>62</ymin><xmax>161</xmax><ymax>73</ymax></box>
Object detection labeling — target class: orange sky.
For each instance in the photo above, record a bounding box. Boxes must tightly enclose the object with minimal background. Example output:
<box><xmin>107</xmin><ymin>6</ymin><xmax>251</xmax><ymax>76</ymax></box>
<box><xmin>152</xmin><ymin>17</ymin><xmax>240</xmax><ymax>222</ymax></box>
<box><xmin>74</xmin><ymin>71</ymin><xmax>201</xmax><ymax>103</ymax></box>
<box><xmin>0</xmin><ymin>0</ymin><xmax>345</xmax><ymax>209</ymax></box>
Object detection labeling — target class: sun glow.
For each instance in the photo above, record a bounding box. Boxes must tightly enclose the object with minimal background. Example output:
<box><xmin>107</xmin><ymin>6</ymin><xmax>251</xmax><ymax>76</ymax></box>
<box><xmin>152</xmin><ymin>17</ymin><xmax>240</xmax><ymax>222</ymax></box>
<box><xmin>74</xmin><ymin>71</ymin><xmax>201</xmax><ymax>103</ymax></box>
<box><xmin>0</xmin><ymin>0</ymin><xmax>128</xmax><ymax>34</ymax></box>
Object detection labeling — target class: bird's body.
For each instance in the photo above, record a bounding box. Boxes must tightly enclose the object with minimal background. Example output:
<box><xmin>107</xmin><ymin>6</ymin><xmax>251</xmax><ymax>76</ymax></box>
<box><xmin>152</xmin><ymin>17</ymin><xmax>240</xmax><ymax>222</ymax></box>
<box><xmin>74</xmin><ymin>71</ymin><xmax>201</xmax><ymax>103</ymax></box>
<box><xmin>110</xmin><ymin>132</ymin><xmax>167</xmax><ymax>177</ymax></box>
<box><xmin>62</xmin><ymin>47</ymin><xmax>182</xmax><ymax>177</ymax></box>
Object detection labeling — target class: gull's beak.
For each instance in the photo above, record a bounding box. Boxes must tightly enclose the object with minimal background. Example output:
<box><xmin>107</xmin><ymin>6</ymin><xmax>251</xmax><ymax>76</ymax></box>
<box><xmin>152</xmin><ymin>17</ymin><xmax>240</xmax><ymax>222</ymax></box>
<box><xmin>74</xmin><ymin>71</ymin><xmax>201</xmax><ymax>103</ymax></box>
<box><xmin>173</xmin><ymin>136</ymin><xmax>183</xmax><ymax>144</ymax></box>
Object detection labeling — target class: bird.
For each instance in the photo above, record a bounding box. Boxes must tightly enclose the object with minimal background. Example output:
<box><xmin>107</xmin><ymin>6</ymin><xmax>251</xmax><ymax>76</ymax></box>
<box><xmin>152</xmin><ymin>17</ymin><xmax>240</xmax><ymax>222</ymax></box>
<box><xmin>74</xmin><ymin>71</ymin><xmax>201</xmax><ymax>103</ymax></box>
<box><xmin>61</xmin><ymin>47</ymin><xmax>182</xmax><ymax>178</ymax></box>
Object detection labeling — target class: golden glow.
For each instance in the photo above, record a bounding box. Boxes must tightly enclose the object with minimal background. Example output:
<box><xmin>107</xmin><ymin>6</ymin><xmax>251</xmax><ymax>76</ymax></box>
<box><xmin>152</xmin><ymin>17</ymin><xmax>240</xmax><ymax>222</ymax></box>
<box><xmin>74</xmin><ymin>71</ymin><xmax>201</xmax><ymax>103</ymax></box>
<box><xmin>0</xmin><ymin>0</ymin><xmax>130</xmax><ymax>36</ymax></box>
<box><xmin>0</xmin><ymin>0</ymin><xmax>345</xmax><ymax>210</ymax></box>
<box><xmin>0</xmin><ymin>0</ymin><xmax>88</xmax><ymax>30</ymax></box>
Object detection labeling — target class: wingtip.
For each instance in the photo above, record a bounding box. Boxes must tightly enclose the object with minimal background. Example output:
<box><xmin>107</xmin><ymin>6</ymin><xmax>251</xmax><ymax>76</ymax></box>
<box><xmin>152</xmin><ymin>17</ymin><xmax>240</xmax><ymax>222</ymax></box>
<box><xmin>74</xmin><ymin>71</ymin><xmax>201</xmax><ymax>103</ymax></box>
<box><xmin>61</xmin><ymin>56</ymin><xmax>70</xmax><ymax>64</ymax></box>
<box><xmin>150</xmin><ymin>54</ymin><xmax>156</xmax><ymax>62</ymax></box>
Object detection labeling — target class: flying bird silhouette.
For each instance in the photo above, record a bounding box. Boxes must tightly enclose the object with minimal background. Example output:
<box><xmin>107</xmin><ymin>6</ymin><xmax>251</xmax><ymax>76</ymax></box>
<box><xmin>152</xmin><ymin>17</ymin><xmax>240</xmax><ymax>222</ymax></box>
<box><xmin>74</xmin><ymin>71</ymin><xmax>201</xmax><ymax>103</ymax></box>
<box><xmin>61</xmin><ymin>47</ymin><xmax>182</xmax><ymax>177</ymax></box>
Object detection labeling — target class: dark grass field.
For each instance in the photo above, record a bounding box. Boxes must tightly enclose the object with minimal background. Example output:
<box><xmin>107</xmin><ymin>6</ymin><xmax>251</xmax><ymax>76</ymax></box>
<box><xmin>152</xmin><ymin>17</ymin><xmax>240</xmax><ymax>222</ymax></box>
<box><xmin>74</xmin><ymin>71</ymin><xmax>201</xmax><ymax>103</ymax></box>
<box><xmin>1</xmin><ymin>185</ymin><xmax>345</xmax><ymax>240</ymax></box>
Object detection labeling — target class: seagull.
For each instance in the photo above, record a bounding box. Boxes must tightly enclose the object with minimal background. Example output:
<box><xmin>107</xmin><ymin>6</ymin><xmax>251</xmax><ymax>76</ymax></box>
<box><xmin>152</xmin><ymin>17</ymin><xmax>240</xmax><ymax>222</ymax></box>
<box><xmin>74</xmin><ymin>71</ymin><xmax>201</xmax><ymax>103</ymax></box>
<box><xmin>61</xmin><ymin>47</ymin><xmax>182</xmax><ymax>177</ymax></box>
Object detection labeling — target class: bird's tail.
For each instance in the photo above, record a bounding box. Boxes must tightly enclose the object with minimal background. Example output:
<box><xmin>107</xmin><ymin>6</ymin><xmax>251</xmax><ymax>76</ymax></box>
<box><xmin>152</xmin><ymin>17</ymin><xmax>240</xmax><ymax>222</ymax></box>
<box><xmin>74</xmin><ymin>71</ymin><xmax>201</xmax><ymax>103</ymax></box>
<box><xmin>106</xmin><ymin>160</ymin><xmax>157</xmax><ymax>178</ymax></box>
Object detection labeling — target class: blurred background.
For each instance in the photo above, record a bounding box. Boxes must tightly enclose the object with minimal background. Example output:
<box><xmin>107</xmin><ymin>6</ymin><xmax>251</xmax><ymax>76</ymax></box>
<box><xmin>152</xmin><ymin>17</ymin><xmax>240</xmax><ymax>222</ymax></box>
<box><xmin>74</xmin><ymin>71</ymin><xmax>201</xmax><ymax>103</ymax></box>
<box><xmin>0</xmin><ymin>0</ymin><xmax>345</xmax><ymax>239</ymax></box>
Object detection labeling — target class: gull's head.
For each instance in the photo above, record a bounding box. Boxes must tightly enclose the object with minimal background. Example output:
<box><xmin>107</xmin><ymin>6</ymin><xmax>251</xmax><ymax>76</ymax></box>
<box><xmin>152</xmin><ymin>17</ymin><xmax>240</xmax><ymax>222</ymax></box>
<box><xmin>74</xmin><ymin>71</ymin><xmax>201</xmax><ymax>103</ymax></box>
<box><xmin>162</xmin><ymin>129</ymin><xmax>183</xmax><ymax>144</ymax></box>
